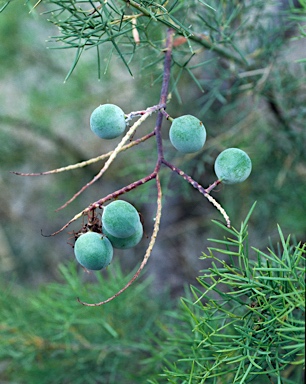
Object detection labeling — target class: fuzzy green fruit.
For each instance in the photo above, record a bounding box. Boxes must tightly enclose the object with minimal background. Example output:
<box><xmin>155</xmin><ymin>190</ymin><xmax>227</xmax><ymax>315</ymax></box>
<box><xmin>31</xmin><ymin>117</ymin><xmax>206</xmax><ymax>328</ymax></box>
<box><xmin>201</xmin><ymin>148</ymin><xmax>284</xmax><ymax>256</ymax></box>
<box><xmin>102</xmin><ymin>200</ymin><xmax>140</xmax><ymax>238</ymax></box>
<box><xmin>74</xmin><ymin>231</ymin><xmax>113</xmax><ymax>270</ymax></box>
<box><xmin>90</xmin><ymin>104</ymin><xmax>126</xmax><ymax>139</ymax></box>
<box><xmin>214</xmin><ymin>148</ymin><xmax>252</xmax><ymax>184</ymax></box>
<box><xmin>103</xmin><ymin>221</ymin><xmax>143</xmax><ymax>249</ymax></box>
<box><xmin>169</xmin><ymin>115</ymin><xmax>206</xmax><ymax>153</ymax></box>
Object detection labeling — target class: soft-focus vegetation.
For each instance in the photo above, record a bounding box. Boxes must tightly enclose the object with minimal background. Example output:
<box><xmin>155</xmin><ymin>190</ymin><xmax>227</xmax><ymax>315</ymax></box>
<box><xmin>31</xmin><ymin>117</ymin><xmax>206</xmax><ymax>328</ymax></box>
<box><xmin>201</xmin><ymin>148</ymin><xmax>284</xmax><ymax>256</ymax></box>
<box><xmin>0</xmin><ymin>0</ymin><xmax>305</xmax><ymax>382</ymax></box>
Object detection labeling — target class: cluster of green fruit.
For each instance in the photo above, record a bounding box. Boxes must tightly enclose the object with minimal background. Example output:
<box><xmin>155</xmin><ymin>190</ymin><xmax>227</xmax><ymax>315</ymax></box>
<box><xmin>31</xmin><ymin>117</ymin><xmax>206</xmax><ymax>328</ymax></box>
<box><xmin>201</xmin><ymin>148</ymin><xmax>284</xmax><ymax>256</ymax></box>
<box><xmin>78</xmin><ymin>104</ymin><xmax>252</xmax><ymax>270</ymax></box>
<box><xmin>90</xmin><ymin>104</ymin><xmax>252</xmax><ymax>185</ymax></box>
<box><xmin>74</xmin><ymin>200</ymin><xmax>143</xmax><ymax>270</ymax></box>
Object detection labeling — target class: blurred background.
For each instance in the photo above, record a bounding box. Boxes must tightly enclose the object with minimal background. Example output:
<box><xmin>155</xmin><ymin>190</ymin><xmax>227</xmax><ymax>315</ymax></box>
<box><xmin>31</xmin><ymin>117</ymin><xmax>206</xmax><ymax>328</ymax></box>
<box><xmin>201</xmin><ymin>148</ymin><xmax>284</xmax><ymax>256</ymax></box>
<box><xmin>0</xmin><ymin>1</ymin><xmax>305</xmax><ymax>382</ymax></box>
<box><xmin>1</xmin><ymin>0</ymin><xmax>305</xmax><ymax>293</ymax></box>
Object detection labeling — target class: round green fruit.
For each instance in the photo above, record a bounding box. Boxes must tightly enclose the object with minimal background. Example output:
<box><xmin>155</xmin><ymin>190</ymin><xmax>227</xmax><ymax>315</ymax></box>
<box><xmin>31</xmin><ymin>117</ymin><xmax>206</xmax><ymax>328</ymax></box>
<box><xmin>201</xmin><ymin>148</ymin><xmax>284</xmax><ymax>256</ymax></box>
<box><xmin>214</xmin><ymin>148</ymin><xmax>252</xmax><ymax>184</ymax></box>
<box><xmin>169</xmin><ymin>115</ymin><xmax>206</xmax><ymax>153</ymax></box>
<box><xmin>74</xmin><ymin>231</ymin><xmax>113</xmax><ymax>270</ymax></box>
<box><xmin>103</xmin><ymin>221</ymin><xmax>143</xmax><ymax>249</ymax></box>
<box><xmin>90</xmin><ymin>104</ymin><xmax>126</xmax><ymax>139</ymax></box>
<box><xmin>102</xmin><ymin>200</ymin><xmax>140</xmax><ymax>238</ymax></box>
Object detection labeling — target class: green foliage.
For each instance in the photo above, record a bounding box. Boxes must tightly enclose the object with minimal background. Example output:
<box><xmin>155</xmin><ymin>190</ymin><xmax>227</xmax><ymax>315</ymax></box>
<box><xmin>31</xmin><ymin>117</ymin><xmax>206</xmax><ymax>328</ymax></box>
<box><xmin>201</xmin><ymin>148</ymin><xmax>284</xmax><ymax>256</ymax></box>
<box><xmin>31</xmin><ymin>0</ymin><xmax>248</xmax><ymax>80</ymax></box>
<box><xmin>214</xmin><ymin>147</ymin><xmax>252</xmax><ymax>184</ymax></box>
<box><xmin>74</xmin><ymin>232</ymin><xmax>113</xmax><ymax>270</ymax></box>
<box><xmin>90</xmin><ymin>104</ymin><xmax>126</xmax><ymax>139</ymax></box>
<box><xmin>1</xmin><ymin>211</ymin><xmax>303</xmax><ymax>383</ymax></box>
<box><xmin>104</xmin><ymin>221</ymin><xmax>143</xmax><ymax>249</ymax></box>
<box><xmin>102</xmin><ymin>200</ymin><xmax>141</xmax><ymax>238</ymax></box>
<box><xmin>150</xmin><ymin>206</ymin><xmax>305</xmax><ymax>383</ymax></box>
<box><xmin>0</xmin><ymin>261</ymin><xmax>168</xmax><ymax>384</ymax></box>
<box><xmin>169</xmin><ymin>115</ymin><xmax>206</xmax><ymax>153</ymax></box>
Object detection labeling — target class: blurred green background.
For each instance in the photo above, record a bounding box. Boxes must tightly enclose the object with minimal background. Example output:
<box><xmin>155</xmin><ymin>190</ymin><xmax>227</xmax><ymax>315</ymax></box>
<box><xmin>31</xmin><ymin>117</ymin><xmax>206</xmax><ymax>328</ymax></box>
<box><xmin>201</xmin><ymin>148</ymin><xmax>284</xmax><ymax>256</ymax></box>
<box><xmin>1</xmin><ymin>0</ymin><xmax>305</xmax><ymax>289</ymax></box>
<box><xmin>0</xmin><ymin>1</ymin><xmax>305</xmax><ymax>382</ymax></box>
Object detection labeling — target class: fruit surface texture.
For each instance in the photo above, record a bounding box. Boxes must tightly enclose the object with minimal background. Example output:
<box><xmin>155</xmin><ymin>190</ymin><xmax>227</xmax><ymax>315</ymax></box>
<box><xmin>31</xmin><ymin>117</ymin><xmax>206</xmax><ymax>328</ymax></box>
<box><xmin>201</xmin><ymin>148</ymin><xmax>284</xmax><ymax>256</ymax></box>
<box><xmin>102</xmin><ymin>200</ymin><xmax>140</xmax><ymax>238</ymax></box>
<box><xmin>90</xmin><ymin>104</ymin><xmax>126</xmax><ymax>139</ymax></box>
<box><xmin>74</xmin><ymin>231</ymin><xmax>113</xmax><ymax>270</ymax></box>
<box><xmin>103</xmin><ymin>221</ymin><xmax>143</xmax><ymax>249</ymax></box>
<box><xmin>214</xmin><ymin>148</ymin><xmax>252</xmax><ymax>184</ymax></box>
<box><xmin>169</xmin><ymin>115</ymin><xmax>206</xmax><ymax>153</ymax></box>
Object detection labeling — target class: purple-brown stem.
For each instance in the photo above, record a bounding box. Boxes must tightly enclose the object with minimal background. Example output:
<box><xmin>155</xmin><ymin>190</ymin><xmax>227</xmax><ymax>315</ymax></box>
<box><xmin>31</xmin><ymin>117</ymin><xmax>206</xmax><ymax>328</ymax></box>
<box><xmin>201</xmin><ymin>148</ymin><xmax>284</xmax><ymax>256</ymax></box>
<box><xmin>49</xmin><ymin>171</ymin><xmax>158</xmax><ymax>236</ymax></box>
<box><xmin>154</xmin><ymin>28</ymin><xmax>174</xmax><ymax>172</ymax></box>
<box><xmin>161</xmin><ymin>159</ymin><xmax>230</xmax><ymax>227</ymax></box>
<box><xmin>160</xmin><ymin>109</ymin><xmax>173</xmax><ymax>121</ymax></box>
<box><xmin>161</xmin><ymin>159</ymin><xmax>220</xmax><ymax>195</ymax></box>
<box><xmin>88</xmin><ymin>172</ymin><xmax>157</xmax><ymax>211</ymax></box>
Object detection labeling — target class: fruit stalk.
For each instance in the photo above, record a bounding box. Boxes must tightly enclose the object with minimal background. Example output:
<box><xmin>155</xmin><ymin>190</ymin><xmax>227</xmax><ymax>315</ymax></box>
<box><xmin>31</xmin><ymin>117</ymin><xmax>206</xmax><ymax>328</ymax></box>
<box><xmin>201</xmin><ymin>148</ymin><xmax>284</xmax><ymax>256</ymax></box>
<box><xmin>154</xmin><ymin>28</ymin><xmax>174</xmax><ymax>170</ymax></box>
<box><xmin>162</xmin><ymin>159</ymin><xmax>230</xmax><ymax>227</ymax></box>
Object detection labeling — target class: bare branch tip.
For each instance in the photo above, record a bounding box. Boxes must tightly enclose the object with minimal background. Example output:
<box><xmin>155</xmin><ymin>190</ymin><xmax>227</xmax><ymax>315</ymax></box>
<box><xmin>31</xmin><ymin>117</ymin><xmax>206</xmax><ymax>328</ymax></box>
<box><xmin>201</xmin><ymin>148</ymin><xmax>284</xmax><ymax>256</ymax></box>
<box><xmin>40</xmin><ymin>229</ymin><xmax>52</xmax><ymax>237</ymax></box>
<box><xmin>10</xmin><ymin>170</ymin><xmax>42</xmax><ymax>176</ymax></box>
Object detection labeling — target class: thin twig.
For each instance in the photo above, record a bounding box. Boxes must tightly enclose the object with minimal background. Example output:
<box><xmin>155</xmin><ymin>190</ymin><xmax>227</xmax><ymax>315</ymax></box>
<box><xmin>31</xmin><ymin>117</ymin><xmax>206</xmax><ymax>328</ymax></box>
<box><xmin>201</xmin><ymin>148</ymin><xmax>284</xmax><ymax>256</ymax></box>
<box><xmin>11</xmin><ymin>131</ymin><xmax>155</xmax><ymax>176</ymax></box>
<box><xmin>154</xmin><ymin>28</ymin><xmax>174</xmax><ymax>170</ymax></box>
<box><xmin>87</xmin><ymin>172</ymin><xmax>157</xmax><ymax>211</ymax></box>
<box><xmin>162</xmin><ymin>159</ymin><xmax>230</xmax><ymax>227</ymax></box>
<box><xmin>49</xmin><ymin>172</ymin><xmax>157</xmax><ymax>236</ymax></box>
<box><xmin>56</xmin><ymin>110</ymin><xmax>155</xmax><ymax>211</ymax></box>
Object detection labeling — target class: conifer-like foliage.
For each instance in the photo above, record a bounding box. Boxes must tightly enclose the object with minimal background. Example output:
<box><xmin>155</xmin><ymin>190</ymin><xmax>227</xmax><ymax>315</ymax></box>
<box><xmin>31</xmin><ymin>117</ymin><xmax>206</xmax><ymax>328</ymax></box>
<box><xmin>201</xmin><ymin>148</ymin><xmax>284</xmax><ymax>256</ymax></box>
<box><xmin>31</xmin><ymin>0</ymin><xmax>250</xmax><ymax>80</ymax></box>
<box><xmin>0</xmin><ymin>214</ymin><xmax>304</xmax><ymax>383</ymax></box>
<box><xmin>150</xmin><ymin>210</ymin><xmax>305</xmax><ymax>383</ymax></box>
<box><xmin>0</xmin><ymin>262</ymin><xmax>169</xmax><ymax>383</ymax></box>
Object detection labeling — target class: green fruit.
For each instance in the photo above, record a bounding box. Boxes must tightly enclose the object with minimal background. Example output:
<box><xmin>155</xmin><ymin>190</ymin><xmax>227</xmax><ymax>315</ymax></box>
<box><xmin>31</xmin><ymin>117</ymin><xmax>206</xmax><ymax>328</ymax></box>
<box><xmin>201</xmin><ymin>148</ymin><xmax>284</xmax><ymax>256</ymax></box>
<box><xmin>103</xmin><ymin>221</ymin><xmax>143</xmax><ymax>249</ymax></box>
<box><xmin>169</xmin><ymin>115</ymin><xmax>206</xmax><ymax>153</ymax></box>
<box><xmin>214</xmin><ymin>148</ymin><xmax>252</xmax><ymax>184</ymax></box>
<box><xmin>102</xmin><ymin>200</ymin><xmax>140</xmax><ymax>238</ymax></box>
<box><xmin>90</xmin><ymin>104</ymin><xmax>126</xmax><ymax>139</ymax></box>
<box><xmin>74</xmin><ymin>231</ymin><xmax>113</xmax><ymax>270</ymax></box>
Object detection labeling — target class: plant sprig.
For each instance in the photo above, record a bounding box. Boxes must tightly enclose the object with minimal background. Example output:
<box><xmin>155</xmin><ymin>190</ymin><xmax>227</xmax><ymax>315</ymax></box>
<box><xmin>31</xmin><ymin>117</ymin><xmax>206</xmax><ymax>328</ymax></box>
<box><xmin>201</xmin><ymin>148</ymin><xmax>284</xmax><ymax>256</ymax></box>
<box><xmin>12</xmin><ymin>27</ymin><xmax>231</xmax><ymax>306</ymax></box>
<box><xmin>26</xmin><ymin>0</ymin><xmax>251</xmax><ymax>81</ymax></box>
<box><xmin>150</xmin><ymin>206</ymin><xmax>305</xmax><ymax>383</ymax></box>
